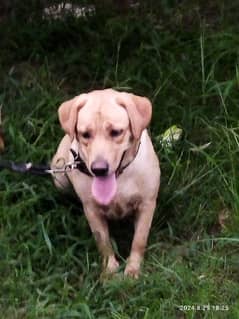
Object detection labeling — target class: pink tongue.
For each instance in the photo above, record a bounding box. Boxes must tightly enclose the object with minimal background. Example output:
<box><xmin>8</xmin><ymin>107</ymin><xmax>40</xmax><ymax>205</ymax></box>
<box><xmin>92</xmin><ymin>173</ymin><xmax>117</xmax><ymax>205</ymax></box>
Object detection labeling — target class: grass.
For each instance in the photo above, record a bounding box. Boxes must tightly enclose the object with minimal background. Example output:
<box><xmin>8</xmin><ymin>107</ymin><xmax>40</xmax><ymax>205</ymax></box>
<box><xmin>0</xmin><ymin>1</ymin><xmax>239</xmax><ymax>318</ymax></box>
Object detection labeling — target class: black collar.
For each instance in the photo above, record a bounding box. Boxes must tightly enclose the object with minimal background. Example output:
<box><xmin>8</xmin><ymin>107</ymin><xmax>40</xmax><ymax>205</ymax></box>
<box><xmin>70</xmin><ymin>148</ymin><xmax>92</xmax><ymax>176</ymax></box>
<box><xmin>115</xmin><ymin>141</ymin><xmax>141</xmax><ymax>177</ymax></box>
<box><xmin>70</xmin><ymin>142</ymin><xmax>141</xmax><ymax>178</ymax></box>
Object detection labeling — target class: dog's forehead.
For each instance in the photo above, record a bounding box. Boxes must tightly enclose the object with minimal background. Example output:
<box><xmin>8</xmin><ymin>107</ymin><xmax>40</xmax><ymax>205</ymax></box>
<box><xmin>77</xmin><ymin>92</ymin><xmax>129</xmax><ymax>129</ymax></box>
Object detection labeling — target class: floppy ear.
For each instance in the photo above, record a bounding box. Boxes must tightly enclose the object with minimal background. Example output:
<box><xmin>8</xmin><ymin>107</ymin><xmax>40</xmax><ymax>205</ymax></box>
<box><xmin>58</xmin><ymin>94</ymin><xmax>87</xmax><ymax>140</ymax></box>
<box><xmin>117</xmin><ymin>92</ymin><xmax>152</xmax><ymax>139</ymax></box>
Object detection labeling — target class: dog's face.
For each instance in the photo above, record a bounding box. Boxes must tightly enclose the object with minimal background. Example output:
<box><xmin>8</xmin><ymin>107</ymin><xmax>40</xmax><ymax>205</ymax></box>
<box><xmin>76</xmin><ymin>96</ymin><xmax>131</xmax><ymax>175</ymax></box>
<box><xmin>58</xmin><ymin>89</ymin><xmax>152</xmax><ymax>177</ymax></box>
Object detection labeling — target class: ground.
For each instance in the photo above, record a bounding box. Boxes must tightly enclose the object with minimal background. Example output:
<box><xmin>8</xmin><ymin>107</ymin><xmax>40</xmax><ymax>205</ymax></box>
<box><xmin>0</xmin><ymin>1</ymin><xmax>239</xmax><ymax>318</ymax></box>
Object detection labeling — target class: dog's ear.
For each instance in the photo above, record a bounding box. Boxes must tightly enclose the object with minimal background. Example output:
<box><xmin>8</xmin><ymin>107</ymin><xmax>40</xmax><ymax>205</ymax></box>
<box><xmin>117</xmin><ymin>92</ymin><xmax>152</xmax><ymax>139</ymax></box>
<box><xmin>58</xmin><ymin>94</ymin><xmax>87</xmax><ymax>140</ymax></box>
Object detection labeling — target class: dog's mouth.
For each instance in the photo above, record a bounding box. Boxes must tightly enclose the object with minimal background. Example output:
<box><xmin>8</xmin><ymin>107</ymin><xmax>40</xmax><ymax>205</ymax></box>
<box><xmin>91</xmin><ymin>173</ymin><xmax>117</xmax><ymax>206</ymax></box>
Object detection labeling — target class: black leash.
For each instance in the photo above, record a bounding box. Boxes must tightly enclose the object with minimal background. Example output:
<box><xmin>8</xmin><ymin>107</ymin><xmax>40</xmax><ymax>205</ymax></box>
<box><xmin>0</xmin><ymin>159</ymin><xmax>51</xmax><ymax>175</ymax></box>
<box><xmin>0</xmin><ymin>154</ymin><xmax>88</xmax><ymax>177</ymax></box>
<box><xmin>0</xmin><ymin>143</ymin><xmax>141</xmax><ymax>177</ymax></box>
<box><xmin>0</xmin><ymin>149</ymin><xmax>92</xmax><ymax>176</ymax></box>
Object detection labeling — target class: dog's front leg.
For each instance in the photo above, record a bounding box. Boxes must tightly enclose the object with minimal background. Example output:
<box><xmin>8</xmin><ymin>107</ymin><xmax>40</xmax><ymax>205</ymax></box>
<box><xmin>84</xmin><ymin>208</ymin><xmax>119</xmax><ymax>274</ymax></box>
<box><xmin>124</xmin><ymin>201</ymin><xmax>156</xmax><ymax>278</ymax></box>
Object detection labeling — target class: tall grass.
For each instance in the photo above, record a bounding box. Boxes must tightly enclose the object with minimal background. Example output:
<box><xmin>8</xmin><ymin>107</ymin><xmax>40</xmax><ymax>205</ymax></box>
<box><xmin>0</xmin><ymin>1</ymin><xmax>239</xmax><ymax>318</ymax></box>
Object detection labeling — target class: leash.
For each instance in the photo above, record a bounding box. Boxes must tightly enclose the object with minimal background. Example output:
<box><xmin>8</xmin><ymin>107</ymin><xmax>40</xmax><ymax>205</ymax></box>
<box><xmin>0</xmin><ymin>159</ymin><xmax>51</xmax><ymax>175</ymax></box>
<box><xmin>0</xmin><ymin>143</ymin><xmax>141</xmax><ymax>177</ymax></box>
<box><xmin>0</xmin><ymin>149</ymin><xmax>87</xmax><ymax>176</ymax></box>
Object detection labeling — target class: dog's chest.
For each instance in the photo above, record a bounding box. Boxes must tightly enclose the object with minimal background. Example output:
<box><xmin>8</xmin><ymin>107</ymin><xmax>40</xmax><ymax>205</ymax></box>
<box><xmin>94</xmin><ymin>169</ymin><xmax>144</xmax><ymax>218</ymax></box>
<box><xmin>97</xmin><ymin>193</ymin><xmax>142</xmax><ymax>219</ymax></box>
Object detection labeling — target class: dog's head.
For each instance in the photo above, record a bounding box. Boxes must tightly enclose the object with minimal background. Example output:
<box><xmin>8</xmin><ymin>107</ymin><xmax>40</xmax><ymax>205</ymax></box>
<box><xmin>58</xmin><ymin>88</ymin><xmax>152</xmax><ymax>205</ymax></box>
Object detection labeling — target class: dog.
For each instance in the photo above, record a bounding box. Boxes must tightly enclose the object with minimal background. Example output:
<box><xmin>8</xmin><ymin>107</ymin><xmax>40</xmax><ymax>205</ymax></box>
<box><xmin>51</xmin><ymin>89</ymin><xmax>160</xmax><ymax>278</ymax></box>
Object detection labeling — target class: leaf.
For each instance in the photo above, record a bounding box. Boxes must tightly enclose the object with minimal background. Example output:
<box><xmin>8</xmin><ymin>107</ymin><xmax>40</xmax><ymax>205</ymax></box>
<box><xmin>190</xmin><ymin>142</ymin><xmax>211</xmax><ymax>153</ymax></box>
<box><xmin>156</xmin><ymin>125</ymin><xmax>183</xmax><ymax>148</ymax></box>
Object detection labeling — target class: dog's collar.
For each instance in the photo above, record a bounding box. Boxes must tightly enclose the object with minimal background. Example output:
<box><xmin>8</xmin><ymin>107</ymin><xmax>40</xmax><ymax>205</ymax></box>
<box><xmin>70</xmin><ymin>141</ymin><xmax>141</xmax><ymax>178</ymax></box>
<box><xmin>70</xmin><ymin>148</ymin><xmax>92</xmax><ymax>176</ymax></box>
<box><xmin>115</xmin><ymin>141</ymin><xmax>141</xmax><ymax>177</ymax></box>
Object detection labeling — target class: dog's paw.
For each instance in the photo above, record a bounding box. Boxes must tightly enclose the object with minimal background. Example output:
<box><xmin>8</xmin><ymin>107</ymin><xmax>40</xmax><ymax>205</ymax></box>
<box><xmin>105</xmin><ymin>255</ymin><xmax>119</xmax><ymax>274</ymax></box>
<box><xmin>100</xmin><ymin>256</ymin><xmax>120</xmax><ymax>282</ymax></box>
<box><xmin>124</xmin><ymin>263</ymin><xmax>140</xmax><ymax>279</ymax></box>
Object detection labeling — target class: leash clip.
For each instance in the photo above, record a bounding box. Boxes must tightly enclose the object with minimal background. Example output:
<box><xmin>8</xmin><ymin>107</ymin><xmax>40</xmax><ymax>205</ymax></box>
<box><xmin>47</xmin><ymin>161</ymin><xmax>77</xmax><ymax>174</ymax></box>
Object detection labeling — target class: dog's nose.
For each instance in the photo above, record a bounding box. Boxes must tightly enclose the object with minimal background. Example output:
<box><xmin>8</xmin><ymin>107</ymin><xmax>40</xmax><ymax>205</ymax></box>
<box><xmin>91</xmin><ymin>160</ymin><xmax>109</xmax><ymax>177</ymax></box>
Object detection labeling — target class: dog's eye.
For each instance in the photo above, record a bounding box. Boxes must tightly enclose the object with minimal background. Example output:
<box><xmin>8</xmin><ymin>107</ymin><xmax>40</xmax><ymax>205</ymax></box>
<box><xmin>110</xmin><ymin>129</ymin><xmax>123</xmax><ymax>138</ymax></box>
<box><xmin>81</xmin><ymin>131</ymin><xmax>91</xmax><ymax>139</ymax></box>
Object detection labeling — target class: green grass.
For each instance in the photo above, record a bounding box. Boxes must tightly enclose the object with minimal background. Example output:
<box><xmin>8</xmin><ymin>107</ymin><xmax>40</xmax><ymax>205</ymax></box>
<box><xmin>0</xmin><ymin>1</ymin><xmax>239</xmax><ymax>318</ymax></box>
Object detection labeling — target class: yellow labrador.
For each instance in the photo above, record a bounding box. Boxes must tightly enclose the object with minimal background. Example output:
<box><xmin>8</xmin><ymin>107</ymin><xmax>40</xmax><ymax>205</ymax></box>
<box><xmin>51</xmin><ymin>89</ymin><xmax>160</xmax><ymax>278</ymax></box>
